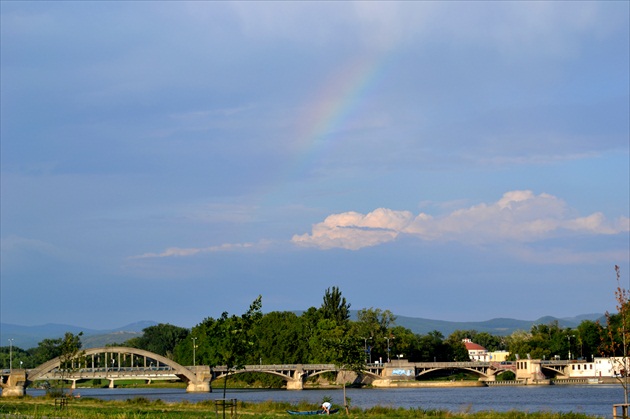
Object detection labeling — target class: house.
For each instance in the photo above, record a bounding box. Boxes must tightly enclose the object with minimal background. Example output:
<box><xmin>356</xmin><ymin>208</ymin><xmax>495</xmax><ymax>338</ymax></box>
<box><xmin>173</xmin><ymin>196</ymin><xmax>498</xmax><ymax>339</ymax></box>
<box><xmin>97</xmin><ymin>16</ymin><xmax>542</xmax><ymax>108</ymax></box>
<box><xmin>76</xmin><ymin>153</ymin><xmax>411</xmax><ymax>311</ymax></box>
<box><xmin>463</xmin><ymin>338</ymin><xmax>489</xmax><ymax>361</ymax></box>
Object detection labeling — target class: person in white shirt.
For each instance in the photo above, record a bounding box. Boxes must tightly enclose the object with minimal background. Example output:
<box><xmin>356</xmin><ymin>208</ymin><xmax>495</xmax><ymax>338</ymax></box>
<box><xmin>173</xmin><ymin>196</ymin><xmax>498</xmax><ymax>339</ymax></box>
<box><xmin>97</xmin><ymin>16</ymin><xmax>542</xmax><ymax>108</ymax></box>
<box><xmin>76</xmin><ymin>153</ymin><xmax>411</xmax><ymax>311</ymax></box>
<box><xmin>321</xmin><ymin>401</ymin><xmax>331</xmax><ymax>414</ymax></box>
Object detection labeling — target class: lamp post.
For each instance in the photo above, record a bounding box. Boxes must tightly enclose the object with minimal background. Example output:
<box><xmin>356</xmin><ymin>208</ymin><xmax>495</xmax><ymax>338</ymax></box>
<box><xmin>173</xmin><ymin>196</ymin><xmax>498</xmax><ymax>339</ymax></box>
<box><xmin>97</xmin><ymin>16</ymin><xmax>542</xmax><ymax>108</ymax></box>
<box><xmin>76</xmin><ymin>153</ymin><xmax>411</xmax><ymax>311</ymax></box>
<box><xmin>567</xmin><ymin>335</ymin><xmax>575</xmax><ymax>360</ymax></box>
<box><xmin>385</xmin><ymin>336</ymin><xmax>394</xmax><ymax>363</ymax></box>
<box><xmin>361</xmin><ymin>337</ymin><xmax>372</xmax><ymax>364</ymax></box>
<box><xmin>8</xmin><ymin>339</ymin><xmax>14</xmax><ymax>371</ymax></box>
<box><xmin>192</xmin><ymin>337</ymin><xmax>198</xmax><ymax>367</ymax></box>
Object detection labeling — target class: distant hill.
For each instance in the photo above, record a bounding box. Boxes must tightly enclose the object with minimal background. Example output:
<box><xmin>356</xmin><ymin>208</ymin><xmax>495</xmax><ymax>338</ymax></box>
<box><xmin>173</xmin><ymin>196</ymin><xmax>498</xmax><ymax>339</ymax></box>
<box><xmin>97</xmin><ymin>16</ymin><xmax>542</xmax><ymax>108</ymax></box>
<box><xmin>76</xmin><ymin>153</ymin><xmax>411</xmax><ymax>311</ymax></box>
<box><xmin>392</xmin><ymin>313</ymin><xmax>606</xmax><ymax>336</ymax></box>
<box><xmin>0</xmin><ymin>321</ymin><xmax>157</xmax><ymax>350</ymax></box>
<box><xmin>1</xmin><ymin>313</ymin><xmax>606</xmax><ymax>350</ymax></box>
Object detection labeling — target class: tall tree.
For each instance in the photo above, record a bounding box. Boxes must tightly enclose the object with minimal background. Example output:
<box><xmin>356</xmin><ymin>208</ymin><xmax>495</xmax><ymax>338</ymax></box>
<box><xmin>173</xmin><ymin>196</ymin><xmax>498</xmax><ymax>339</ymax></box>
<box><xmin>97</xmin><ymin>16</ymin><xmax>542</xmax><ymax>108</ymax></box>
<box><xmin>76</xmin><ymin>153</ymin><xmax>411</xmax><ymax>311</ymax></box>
<box><xmin>320</xmin><ymin>286</ymin><xmax>351</xmax><ymax>325</ymax></box>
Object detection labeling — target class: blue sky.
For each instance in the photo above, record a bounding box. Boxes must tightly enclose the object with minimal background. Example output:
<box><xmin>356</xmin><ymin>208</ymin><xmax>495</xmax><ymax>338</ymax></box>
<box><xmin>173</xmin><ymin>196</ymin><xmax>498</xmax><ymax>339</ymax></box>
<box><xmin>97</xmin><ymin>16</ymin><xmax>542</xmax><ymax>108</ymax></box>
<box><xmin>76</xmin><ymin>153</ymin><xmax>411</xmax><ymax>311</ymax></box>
<box><xmin>1</xmin><ymin>1</ymin><xmax>628</xmax><ymax>331</ymax></box>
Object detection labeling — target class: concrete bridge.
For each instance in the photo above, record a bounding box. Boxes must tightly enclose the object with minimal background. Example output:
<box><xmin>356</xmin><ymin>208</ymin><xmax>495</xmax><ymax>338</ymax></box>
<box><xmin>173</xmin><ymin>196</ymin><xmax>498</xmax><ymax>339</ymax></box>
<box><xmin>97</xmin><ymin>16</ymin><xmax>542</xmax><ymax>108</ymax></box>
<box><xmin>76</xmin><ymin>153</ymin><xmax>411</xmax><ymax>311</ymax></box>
<box><xmin>1</xmin><ymin>346</ymin><xmax>211</xmax><ymax>396</ymax></box>
<box><xmin>0</xmin><ymin>347</ymin><xmax>570</xmax><ymax>397</ymax></box>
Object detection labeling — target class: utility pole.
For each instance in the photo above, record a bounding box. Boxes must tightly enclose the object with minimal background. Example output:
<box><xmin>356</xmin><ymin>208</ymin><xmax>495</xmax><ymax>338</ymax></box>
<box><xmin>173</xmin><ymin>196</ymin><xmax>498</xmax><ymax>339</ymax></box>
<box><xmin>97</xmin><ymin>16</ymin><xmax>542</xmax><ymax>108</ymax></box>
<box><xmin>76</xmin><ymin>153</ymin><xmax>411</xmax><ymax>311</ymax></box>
<box><xmin>8</xmin><ymin>339</ymin><xmax>14</xmax><ymax>371</ymax></box>
<box><xmin>361</xmin><ymin>337</ymin><xmax>372</xmax><ymax>364</ymax></box>
<box><xmin>192</xmin><ymin>336</ymin><xmax>198</xmax><ymax>367</ymax></box>
<box><xmin>385</xmin><ymin>336</ymin><xmax>394</xmax><ymax>363</ymax></box>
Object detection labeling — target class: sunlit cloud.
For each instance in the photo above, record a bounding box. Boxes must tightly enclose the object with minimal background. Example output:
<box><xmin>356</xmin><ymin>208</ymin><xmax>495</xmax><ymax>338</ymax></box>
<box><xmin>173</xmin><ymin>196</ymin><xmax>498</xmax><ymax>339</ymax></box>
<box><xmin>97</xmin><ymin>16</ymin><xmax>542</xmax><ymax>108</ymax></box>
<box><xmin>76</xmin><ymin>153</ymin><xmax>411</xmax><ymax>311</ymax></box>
<box><xmin>292</xmin><ymin>190</ymin><xmax>630</xmax><ymax>250</ymax></box>
<box><xmin>130</xmin><ymin>241</ymin><xmax>271</xmax><ymax>259</ymax></box>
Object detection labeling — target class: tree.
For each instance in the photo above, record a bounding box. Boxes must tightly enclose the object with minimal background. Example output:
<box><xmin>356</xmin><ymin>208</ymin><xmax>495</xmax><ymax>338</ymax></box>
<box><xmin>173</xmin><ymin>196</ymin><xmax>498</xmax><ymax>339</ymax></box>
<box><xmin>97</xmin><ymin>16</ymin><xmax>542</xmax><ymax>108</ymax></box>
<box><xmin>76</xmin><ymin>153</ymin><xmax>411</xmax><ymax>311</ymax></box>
<box><xmin>352</xmin><ymin>308</ymin><xmax>396</xmax><ymax>363</ymax></box>
<box><xmin>54</xmin><ymin>332</ymin><xmax>84</xmax><ymax>396</ymax></box>
<box><xmin>324</xmin><ymin>335</ymin><xmax>364</xmax><ymax>414</ymax></box>
<box><xmin>127</xmin><ymin>323</ymin><xmax>189</xmax><ymax>359</ymax></box>
<box><xmin>576</xmin><ymin>320</ymin><xmax>603</xmax><ymax>361</ymax></box>
<box><xmin>30</xmin><ymin>337</ymin><xmax>64</xmax><ymax>366</ymax></box>
<box><xmin>446</xmin><ymin>336</ymin><xmax>470</xmax><ymax>362</ymax></box>
<box><xmin>250</xmin><ymin>311</ymin><xmax>307</xmax><ymax>364</ymax></box>
<box><xmin>601</xmin><ymin>265</ymin><xmax>630</xmax><ymax>405</ymax></box>
<box><xmin>320</xmin><ymin>286</ymin><xmax>351</xmax><ymax>325</ymax></box>
<box><xmin>529</xmin><ymin>322</ymin><xmax>566</xmax><ymax>360</ymax></box>
<box><xmin>417</xmin><ymin>330</ymin><xmax>447</xmax><ymax>362</ymax></box>
<box><xmin>214</xmin><ymin>296</ymin><xmax>263</xmax><ymax>400</ymax></box>
<box><xmin>386</xmin><ymin>326</ymin><xmax>419</xmax><ymax>361</ymax></box>
<box><xmin>505</xmin><ymin>330</ymin><xmax>533</xmax><ymax>361</ymax></box>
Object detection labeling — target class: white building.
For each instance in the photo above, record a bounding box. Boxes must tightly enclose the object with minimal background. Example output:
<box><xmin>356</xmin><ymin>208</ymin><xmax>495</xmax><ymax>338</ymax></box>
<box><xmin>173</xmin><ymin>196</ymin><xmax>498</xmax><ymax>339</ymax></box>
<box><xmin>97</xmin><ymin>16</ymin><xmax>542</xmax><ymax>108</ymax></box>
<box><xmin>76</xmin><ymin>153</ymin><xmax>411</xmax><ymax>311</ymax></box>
<box><xmin>463</xmin><ymin>339</ymin><xmax>489</xmax><ymax>361</ymax></box>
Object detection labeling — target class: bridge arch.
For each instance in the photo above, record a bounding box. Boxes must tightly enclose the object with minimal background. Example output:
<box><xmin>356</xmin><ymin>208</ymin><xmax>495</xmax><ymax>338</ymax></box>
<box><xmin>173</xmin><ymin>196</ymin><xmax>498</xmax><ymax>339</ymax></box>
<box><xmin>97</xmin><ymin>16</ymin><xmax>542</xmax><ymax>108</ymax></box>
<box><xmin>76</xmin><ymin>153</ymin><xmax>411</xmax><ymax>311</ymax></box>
<box><xmin>28</xmin><ymin>346</ymin><xmax>197</xmax><ymax>384</ymax></box>
<box><xmin>416</xmin><ymin>366</ymin><xmax>490</xmax><ymax>379</ymax></box>
<box><xmin>212</xmin><ymin>369</ymin><xmax>296</xmax><ymax>382</ymax></box>
<box><xmin>212</xmin><ymin>365</ymin><xmax>341</xmax><ymax>386</ymax></box>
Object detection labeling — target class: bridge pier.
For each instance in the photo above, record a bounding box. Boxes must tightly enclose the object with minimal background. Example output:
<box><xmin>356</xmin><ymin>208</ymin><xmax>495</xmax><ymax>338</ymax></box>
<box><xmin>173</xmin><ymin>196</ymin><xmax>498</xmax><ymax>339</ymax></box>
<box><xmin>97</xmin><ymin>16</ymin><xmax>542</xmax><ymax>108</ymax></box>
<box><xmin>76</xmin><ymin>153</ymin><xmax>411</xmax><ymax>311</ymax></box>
<box><xmin>186</xmin><ymin>381</ymin><xmax>210</xmax><ymax>392</ymax></box>
<box><xmin>286</xmin><ymin>379</ymin><xmax>304</xmax><ymax>390</ymax></box>
<box><xmin>1</xmin><ymin>371</ymin><xmax>26</xmax><ymax>397</ymax></box>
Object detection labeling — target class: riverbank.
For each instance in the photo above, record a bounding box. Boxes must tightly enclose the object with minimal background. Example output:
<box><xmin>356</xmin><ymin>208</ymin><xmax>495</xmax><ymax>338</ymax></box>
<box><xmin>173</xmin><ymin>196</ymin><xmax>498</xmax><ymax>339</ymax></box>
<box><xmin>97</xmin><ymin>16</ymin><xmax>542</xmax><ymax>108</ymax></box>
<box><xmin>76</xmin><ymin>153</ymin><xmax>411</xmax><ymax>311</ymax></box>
<box><xmin>0</xmin><ymin>396</ymin><xmax>604</xmax><ymax>419</ymax></box>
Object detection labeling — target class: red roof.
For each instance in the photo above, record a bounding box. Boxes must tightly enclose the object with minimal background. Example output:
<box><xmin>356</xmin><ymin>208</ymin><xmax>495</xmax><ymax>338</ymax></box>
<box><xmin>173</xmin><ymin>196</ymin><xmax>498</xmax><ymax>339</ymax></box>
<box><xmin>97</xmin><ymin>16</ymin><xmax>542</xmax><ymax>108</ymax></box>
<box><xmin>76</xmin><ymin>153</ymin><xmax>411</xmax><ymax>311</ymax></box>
<box><xmin>463</xmin><ymin>339</ymin><xmax>487</xmax><ymax>351</ymax></box>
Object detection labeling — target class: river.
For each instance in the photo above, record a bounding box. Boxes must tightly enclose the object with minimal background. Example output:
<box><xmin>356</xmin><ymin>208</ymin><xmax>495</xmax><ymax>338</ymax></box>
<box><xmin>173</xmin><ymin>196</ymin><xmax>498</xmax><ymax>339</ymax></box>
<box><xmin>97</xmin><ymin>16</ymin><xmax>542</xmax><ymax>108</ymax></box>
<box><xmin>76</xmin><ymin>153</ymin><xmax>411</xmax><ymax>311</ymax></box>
<box><xmin>24</xmin><ymin>385</ymin><xmax>626</xmax><ymax>418</ymax></box>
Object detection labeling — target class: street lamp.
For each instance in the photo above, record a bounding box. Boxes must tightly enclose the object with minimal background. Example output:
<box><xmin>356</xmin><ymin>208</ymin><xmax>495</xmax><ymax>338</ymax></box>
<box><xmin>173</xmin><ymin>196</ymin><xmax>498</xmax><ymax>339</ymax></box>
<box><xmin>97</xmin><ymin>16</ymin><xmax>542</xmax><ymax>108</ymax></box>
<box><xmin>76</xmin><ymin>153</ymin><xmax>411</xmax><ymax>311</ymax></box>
<box><xmin>361</xmin><ymin>337</ymin><xmax>372</xmax><ymax>364</ymax></box>
<box><xmin>192</xmin><ymin>337</ymin><xmax>198</xmax><ymax>367</ymax></box>
<box><xmin>385</xmin><ymin>336</ymin><xmax>395</xmax><ymax>363</ymax></box>
<box><xmin>567</xmin><ymin>335</ymin><xmax>575</xmax><ymax>360</ymax></box>
<box><xmin>8</xmin><ymin>339</ymin><xmax>14</xmax><ymax>371</ymax></box>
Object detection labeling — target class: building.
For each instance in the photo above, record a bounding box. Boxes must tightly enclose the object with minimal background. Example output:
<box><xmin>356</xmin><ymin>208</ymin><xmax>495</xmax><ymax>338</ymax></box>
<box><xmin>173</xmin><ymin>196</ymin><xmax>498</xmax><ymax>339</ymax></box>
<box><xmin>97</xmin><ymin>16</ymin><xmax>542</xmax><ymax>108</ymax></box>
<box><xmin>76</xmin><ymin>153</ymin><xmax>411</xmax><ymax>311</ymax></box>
<box><xmin>462</xmin><ymin>338</ymin><xmax>489</xmax><ymax>361</ymax></box>
<box><xmin>488</xmin><ymin>351</ymin><xmax>510</xmax><ymax>362</ymax></box>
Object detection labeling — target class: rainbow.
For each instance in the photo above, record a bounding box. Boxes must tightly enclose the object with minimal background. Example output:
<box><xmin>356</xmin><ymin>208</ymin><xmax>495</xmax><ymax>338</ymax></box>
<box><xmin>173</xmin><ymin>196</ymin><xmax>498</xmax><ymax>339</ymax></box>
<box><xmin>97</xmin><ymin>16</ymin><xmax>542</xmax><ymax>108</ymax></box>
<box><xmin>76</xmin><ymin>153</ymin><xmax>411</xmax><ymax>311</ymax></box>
<box><xmin>290</xmin><ymin>53</ymin><xmax>392</xmax><ymax>179</ymax></box>
<box><xmin>254</xmin><ymin>51</ymin><xmax>394</xmax><ymax>210</ymax></box>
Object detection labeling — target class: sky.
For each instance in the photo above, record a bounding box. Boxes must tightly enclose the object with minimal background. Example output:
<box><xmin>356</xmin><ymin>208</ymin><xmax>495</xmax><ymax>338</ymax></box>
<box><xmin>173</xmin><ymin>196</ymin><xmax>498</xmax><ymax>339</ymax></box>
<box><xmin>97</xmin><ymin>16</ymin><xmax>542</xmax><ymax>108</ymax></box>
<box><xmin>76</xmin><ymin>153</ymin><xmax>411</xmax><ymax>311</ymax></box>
<box><xmin>1</xmin><ymin>1</ymin><xmax>629</xmax><ymax>331</ymax></box>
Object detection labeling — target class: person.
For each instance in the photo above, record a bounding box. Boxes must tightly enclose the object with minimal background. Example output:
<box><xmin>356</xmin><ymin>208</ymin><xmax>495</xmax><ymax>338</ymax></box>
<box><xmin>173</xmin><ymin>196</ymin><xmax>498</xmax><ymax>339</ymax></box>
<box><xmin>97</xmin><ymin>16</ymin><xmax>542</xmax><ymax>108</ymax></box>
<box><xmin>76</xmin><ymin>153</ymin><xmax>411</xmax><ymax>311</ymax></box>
<box><xmin>321</xmin><ymin>401</ymin><xmax>332</xmax><ymax>414</ymax></box>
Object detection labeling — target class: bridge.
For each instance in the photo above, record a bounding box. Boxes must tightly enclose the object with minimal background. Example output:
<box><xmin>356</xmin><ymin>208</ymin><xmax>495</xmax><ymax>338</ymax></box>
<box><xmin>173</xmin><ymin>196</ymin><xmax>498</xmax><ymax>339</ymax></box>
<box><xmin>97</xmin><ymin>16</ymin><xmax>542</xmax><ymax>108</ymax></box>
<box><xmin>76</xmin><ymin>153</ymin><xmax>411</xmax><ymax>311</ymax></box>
<box><xmin>0</xmin><ymin>347</ymin><xmax>570</xmax><ymax>397</ymax></box>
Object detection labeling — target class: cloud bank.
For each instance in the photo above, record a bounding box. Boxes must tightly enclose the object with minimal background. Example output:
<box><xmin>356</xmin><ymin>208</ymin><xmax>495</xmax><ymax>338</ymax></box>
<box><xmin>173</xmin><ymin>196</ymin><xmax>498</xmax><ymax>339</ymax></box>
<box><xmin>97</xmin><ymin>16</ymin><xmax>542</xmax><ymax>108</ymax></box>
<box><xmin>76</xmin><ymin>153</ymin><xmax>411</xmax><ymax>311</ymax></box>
<box><xmin>292</xmin><ymin>190</ymin><xmax>629</xmax><ymax>250</ymax></box>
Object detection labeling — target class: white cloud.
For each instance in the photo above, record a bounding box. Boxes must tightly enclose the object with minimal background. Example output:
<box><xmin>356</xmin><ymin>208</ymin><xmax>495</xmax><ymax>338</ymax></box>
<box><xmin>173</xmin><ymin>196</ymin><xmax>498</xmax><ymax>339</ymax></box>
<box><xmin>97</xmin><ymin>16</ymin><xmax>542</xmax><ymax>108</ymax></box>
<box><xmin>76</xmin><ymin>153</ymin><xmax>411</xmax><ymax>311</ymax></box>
<box><xmin>129</xmin><ymin>240</ymin><xmax>271</xmax><ymax>259</ymax></box>
<box><xmin>292</xmin><ymin>190</ymin><xmax>629</xmax><ymax>250</ymax></box>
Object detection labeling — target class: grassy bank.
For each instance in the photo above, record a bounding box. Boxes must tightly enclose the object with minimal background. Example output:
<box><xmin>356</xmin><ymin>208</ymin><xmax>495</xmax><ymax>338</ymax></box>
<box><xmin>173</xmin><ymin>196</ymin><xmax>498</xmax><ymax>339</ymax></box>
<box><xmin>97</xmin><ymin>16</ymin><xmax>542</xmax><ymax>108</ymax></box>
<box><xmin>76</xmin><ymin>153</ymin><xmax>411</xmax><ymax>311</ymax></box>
<box><xmin>0</xmin><ymin>396</ymin><xmax>604</xmax><ymax>419</ymax></box>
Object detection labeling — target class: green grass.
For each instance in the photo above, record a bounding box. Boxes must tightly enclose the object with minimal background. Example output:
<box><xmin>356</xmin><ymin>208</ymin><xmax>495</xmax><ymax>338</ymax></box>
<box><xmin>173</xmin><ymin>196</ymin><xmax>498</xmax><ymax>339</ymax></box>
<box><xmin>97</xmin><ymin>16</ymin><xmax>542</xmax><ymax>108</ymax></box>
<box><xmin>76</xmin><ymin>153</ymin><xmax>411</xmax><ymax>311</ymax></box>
<box><xmin>0</xmin><ymin>396</ymin><xmax>606</xmax><ymax>419</ymax></box>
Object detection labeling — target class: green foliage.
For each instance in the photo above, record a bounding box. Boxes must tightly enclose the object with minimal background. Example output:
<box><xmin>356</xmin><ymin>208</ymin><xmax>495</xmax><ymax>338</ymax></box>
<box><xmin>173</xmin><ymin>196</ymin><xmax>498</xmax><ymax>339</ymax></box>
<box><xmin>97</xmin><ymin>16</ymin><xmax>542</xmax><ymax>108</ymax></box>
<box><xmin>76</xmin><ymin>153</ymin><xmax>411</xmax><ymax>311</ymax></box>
<box><xmin>416</xmin><ymin>330</ymin><xmax>444</xmax><ymax>362</ymax></box>
<box><xmin>248</xmin><ymin>311</ymin><xmax>307</xmax><ymax>364</ymax></box>
<box><xmin>325</xmin><ymin>335</ymin><xmax>365</xmax><ymax>373</ymax></box>
<box><xmin>445</xmin><ymin>333</ymin><xmax>471</xmax><ymax>362</ymax></box>
<box><xmin>388</xmin><ymin>325</ymin><xmax>420</xmax><ymax>361</ymax></box>
<box><xmin>127</xmin><ymin>324</ymin><xmax>189</xmax><ymax>358</ymax></box>
<box><xmin>0</xmin><ymin>344</ymin><xmax>34</xmax><ymax>369</ymax></box>
<box><xmin>320</xmin><ymin>286</ymin><xmax>351</xmax><ymax>324</ymax></box>
<box><xmin>352</xmin><ymin>308</ymin><xmax>397</xmax><ymax>362</ymax></box>
<box><xmin>30</xmin><ymin>337</ymin><xmax>65</xmax><ymax>366</ymax></box>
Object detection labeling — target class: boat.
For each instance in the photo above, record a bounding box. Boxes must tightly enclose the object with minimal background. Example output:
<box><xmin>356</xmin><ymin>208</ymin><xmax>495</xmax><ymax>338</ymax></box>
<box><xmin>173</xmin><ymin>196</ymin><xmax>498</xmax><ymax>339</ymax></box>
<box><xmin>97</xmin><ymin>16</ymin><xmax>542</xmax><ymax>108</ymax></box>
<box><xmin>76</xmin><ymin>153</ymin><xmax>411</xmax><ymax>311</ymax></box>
<box><xmin>287</xmin><ymin>408</ymin><xmax>339</xmax><ymax>415</ymax></box>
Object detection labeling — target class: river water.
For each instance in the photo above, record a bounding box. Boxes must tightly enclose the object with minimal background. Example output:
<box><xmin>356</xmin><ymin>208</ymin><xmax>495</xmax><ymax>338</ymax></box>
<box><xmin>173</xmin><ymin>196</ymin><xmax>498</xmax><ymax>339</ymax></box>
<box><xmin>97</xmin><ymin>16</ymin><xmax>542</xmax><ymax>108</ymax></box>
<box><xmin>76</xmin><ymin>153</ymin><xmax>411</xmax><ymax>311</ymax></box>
<box><xmin>24</xmin><ymin>385</ymin><xmax>625</xmax><ymax>418</ymax></box>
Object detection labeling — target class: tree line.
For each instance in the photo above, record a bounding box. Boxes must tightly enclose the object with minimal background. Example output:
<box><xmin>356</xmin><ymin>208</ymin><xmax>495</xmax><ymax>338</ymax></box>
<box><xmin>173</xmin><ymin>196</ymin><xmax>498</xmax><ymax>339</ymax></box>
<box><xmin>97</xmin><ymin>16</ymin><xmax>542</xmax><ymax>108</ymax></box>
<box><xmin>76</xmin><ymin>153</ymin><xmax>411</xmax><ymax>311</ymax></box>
<box><xmin>2</xmin><ymin>284</ymin><xmax>627</xmax><ymax>374</ymax></box>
